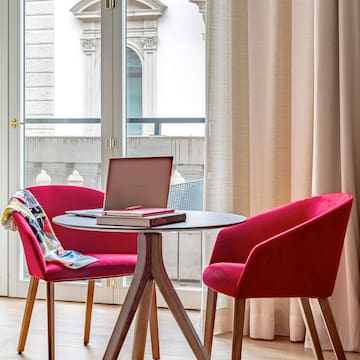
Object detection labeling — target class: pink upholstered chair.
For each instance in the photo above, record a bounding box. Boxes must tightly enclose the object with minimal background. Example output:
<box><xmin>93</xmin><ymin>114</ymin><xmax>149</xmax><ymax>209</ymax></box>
<box><xmin>13</xmin><ymin>185</ymin><xmax>159</xmax><ymax>360</ymax></box>
<box><xmin>203</xmin><ymin>193</ymin><xmax>353</xmax><ymax>360</ymax></box>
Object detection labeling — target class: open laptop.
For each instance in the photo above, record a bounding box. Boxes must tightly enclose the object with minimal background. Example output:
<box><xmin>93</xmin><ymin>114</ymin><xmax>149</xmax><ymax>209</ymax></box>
<box><xmin>66</xmin><ymin>156</ymin><xmax>173</xmax><ymax>217</ymax></box>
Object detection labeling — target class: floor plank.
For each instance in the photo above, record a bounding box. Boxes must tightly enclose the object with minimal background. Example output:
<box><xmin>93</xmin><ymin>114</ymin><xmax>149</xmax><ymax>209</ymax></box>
<box><xmin>0</xmin><ymin>297</ymin><xmax>358</xmax><ymax>359</ymax></box>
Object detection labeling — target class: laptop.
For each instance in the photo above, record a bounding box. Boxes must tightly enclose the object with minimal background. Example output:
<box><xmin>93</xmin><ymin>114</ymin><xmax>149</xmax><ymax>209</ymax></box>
<box><xmin>66</xmin><ymin>156</ymin><xmax>173</xmax><ymax>217</ymax></box>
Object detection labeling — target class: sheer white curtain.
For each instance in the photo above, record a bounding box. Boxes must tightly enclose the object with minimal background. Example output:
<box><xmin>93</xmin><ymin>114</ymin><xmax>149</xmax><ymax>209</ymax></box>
<box><xmin>204</xmin><ymin>0</ymin><xmax>360</xmax><ymax>351</ymax></box>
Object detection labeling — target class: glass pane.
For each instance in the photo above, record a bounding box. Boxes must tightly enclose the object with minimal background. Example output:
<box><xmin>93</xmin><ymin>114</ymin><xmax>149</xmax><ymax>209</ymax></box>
<box><xmin>21</xmin><ymin>1</ymin><xmax>104</xmax><ymax>292</ymax></box>
<box><xmin>125</xmin><ymin>0</ymin><xmax>206</xmax><ymax>290</ymax></box>
<box><xmin>127</xmin><ymin>47</ymin><xmax>142</xmax><ymax>135</ymax></box>
<box><xmin>24</xmin><ymin>0</ymin><xmax>101</xmax><ymax>188</ymax></box>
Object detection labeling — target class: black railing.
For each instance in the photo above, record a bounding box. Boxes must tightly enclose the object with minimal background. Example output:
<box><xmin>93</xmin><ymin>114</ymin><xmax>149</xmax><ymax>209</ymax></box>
<box><xmin>25</xmin><ymin>117</ymin><xmax>206</xmax><ymax>136</ymax></box>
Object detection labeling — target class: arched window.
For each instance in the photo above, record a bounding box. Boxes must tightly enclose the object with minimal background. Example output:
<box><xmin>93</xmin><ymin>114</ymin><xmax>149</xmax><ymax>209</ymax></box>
<box><xmin>127</xmin><ymin>47</ymin><xmax>143</xmax><ymax>135</ymax></box>
<box><xmin>71</xmin><ymin>0</ymin><xmax>166</xmax><ymax>121</ymax></box>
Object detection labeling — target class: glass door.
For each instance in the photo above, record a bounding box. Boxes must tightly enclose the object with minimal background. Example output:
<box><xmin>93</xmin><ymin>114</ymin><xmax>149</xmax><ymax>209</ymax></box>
<box><xmin>117</xmin><ymin>0</ymin><xmax>207</xmax><ymax>309</ymax></box>
<box><xmin>7</xmin><ymin>0</ymin><xmax>124</xmax><ymax>303</ymax></box>
<box><xmin>6</xmin><ymin>0</ymin><xmax>206</xmax><ymax>309</ymax></box>
<box><xmin>0</xmin><ymin>0</ymin><xmax>10</xmax><ymax>296</ymax></box>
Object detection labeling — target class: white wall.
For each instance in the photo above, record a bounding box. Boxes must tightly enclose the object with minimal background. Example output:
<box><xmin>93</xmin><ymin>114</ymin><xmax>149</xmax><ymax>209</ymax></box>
<box><xmin>54</xmin><ymin>0</ymin><xmax>85</xmax><ymax>118</ymax></box>
<box><xmin>156</xmin><ymin>0</ymin><xmax>205</xmax><ymax>135</ymax></box>
<box><xmin>52</xmin><ymin>0</ymin><xmax>205</xmax><ymax>136</ymax></box>
<box><xmin>156</xmin><ymin>0</ymin><xmax>205</xmax><ymax>117</ymax></box>
<box><xmin>53</xmin><ymin>0</ymin><xmax>206</xmax><ymax>120</ymax></box>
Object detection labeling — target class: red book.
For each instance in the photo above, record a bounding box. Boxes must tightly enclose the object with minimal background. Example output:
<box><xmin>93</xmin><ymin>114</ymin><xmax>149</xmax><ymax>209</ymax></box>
<box><xmin>96</xmin><ymin>211</ymin><xmax>186</xmax><ymax>227</ymax></box>
<box><xmin>102</xmin><ymin>207</ymin><xmax>175</xmax><ymax>218</ymax></box>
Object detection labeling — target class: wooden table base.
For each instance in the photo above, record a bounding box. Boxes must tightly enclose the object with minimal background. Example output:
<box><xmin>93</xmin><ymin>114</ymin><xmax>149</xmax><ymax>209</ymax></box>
<box><xmin>103</xmin><ymin>232</ymin><xmax>208</xmax><ymax>360</ymax></box>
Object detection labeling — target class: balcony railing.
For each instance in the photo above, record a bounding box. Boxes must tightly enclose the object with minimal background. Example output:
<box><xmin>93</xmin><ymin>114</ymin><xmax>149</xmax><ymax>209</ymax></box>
<box><xmin>24</xmin><ymin>117</ymin><xmax>205</xmax><ymax>285</ymax></box>
<box><xmin>25</xmin><ymin>117</ymin><xmax>206</xmax><ymax>136</ymax></box>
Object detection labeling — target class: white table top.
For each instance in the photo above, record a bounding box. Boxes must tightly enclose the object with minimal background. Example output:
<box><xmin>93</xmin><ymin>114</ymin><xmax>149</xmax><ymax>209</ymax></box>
<box><xmin>53</xmin><ymin>210</ymin><xmax>246</xmax><ymax>233</ymax></box>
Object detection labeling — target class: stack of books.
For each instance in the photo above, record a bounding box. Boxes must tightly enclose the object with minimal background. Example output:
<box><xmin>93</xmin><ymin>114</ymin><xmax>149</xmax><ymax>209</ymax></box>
<box><xmin>96</xmin><ymin>207</ymin><xmax>186</xmax><ymax>227</ymax></box>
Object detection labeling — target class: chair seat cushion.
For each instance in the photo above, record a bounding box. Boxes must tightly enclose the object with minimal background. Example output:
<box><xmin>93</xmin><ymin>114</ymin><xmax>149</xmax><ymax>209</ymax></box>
<box><xmin>203</xmin><ymin>262</ymin><xmax>245</xmax><ymax>298</ymax></box>
<box><xmin>43</xmin><ymin>253</ymin><xmax>137</xmax><ymax>282</ymax></box>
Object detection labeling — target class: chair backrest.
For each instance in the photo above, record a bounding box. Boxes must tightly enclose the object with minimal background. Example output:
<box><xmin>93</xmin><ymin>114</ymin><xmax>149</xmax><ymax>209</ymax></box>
<box><xmin>213</xmin><ymin>193</ymin><xmax>353</xmax><ymax>298</ymax></box>
<box><xmin>167</xmin><ymin>179</ymin><xmax>204</xmax><ymax>210</ymax></box>
<box><xmin>243</xmin><ymin>193</ymin><xmax>353</xmax><ymax>298</ymax></box>
<box><xmin>27</xmin><ymin>185</ymin><xmax>137</xmax><ymax>254</ymax></box>
<box><xmin>13</xmin><ymin>211</ymin><xmax>47</xmax><ymax>280</ymax></box>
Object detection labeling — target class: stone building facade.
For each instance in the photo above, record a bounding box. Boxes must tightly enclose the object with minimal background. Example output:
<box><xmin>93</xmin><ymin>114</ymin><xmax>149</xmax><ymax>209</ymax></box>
<box><xmin>25</xmin><ymin>0</ymin><xmax>54</xmax><ymax>123</ymax></box>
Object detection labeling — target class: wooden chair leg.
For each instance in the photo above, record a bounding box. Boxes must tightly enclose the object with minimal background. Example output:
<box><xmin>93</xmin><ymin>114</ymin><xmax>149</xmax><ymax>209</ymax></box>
<box><xmin>203</xmin><ymin>288</ymin><xmax>217</xmax><ymax>358</ymax></box>
<box><xmin>317</xmin><ymin>298</ymin><xmax>346</xmax><ymax>360</ymax></box>
<box><xmin>149</xmin><ymin>283</ymin><xmax>160</xmax><ymax>359</ymax></box>
<box><xmin>47</xmin><ymin>282</ymin><xmax>55</xmax><ymax>360</ymax></box>
<box><xmin>84</xmin><ymin>279</ymin><xmax>95</xmax><ymax>346</ymax></box>
<box><xmin>232</xmin><ymin>298</ymin><xmax>246</xmax><ymax>360</ymax></box>
<box><xmin>18</xmin><ymin>276</ymin><xmax>39</xmax><ymax>354</ymax></box>
<box><xmin>298</xmin><ymin>298</ymin><xmax>324</xmax><ymax>360</ymax></box>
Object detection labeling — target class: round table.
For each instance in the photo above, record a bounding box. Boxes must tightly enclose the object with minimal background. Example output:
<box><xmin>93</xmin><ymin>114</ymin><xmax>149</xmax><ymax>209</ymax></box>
<box><xmin>53</xmin><ymin>210</ymin><xmax>246</xmax><ymax>360</ymax></box>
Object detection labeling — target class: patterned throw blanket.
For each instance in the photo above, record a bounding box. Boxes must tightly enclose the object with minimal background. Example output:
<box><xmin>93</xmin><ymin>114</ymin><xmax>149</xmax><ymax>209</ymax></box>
<box><xmin>1</xmin><ymin>189</ymin><xmax>99</xmax><ymax>269</ymax></box>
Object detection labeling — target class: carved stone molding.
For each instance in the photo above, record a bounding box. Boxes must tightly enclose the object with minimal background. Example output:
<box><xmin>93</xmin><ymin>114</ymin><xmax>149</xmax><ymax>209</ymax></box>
<box><xmin>70</xmin><ymin>0</ymin><xmax>100</xmax><ymax>20</ymax></box>
<box><xmin>71</xmin><ymin>0</ymin><xmax>165</xmax><ymax>54</ymax></box>
<box><xmin>70</xmin><ymin>0</ymin><xmax>166</xmax><ymax>116</ymax></box>
<box><xmin>127</xmin><ymin>0</ymin><xmax>166</xmax><ymax>20</ymax></box>
<box><xmin>189</xmin><ymin>0</ymin><xmax>206</xmax><ymax>22</ymax></box>
<box><xmin>140</xmin><ymin>36</ymin><xmax>158</xmax><ymax>50</ymax></box>
<box><xmin>81</xmin><ymin>38</ymin><xmax>97</xmax><ymax>53</ymax></box>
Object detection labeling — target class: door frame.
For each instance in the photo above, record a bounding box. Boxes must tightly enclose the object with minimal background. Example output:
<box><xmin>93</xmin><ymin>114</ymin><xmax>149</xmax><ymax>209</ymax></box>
<box><xmin>5</xmin><ymin>0</ymin><xmax>24</xmax><ymax>298</ymax></box>
<box><xmin>0</xmin><ymin>0</ymin><xmax>10</xmax><ymax>296</ymax></box>
<box><xmin>5</xmin><ymin>0</ymin><xmax>130</xmax><ymax>304</ymax></box>
<box><xmin>101</xmin><ymin>0</ymin><xmax>126</xmax><ymax>177</ymax></box>
<box><xmin>2</xmin><ymin>0</ymin><xmax>202</xmax><ymax>309</ymax></box>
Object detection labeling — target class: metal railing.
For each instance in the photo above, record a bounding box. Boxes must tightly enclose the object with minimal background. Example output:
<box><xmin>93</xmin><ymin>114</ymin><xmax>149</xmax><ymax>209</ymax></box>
<box><xmin>25</xmin><ymin>117</ymin><xmax>206</xmax><ymax>136</ymax></box>
<box><xmin>24</xmin><ymin>120</ymin><xmax>205</xmax><ymax>284</ymax></box>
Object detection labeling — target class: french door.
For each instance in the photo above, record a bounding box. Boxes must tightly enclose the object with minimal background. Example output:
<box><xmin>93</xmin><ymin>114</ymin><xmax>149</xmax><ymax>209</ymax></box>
<box><xmin>5</xmin><ymin>0</ymin><xmax>205</xmax><ymax>309</ymax></box>
<box><xmin>7</xmin><ymin>0</ymin><xmax>125</xmax><ymax>304</ymax></box>
<box><xmin>0</xmin><ymin>0</ymin><xmax>10</xmax><ymax>296</ymax></box>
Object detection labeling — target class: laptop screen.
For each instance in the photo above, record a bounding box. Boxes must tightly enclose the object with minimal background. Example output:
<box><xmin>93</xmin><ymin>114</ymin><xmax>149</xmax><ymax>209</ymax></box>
<box><xmin>103</xmin><ymin>156</ymin><xmax>173</xmax><ymax>211</ymax></box>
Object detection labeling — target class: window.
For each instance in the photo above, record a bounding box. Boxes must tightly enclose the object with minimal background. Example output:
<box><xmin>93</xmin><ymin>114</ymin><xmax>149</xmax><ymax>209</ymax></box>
<box><xmin>127</xmin><ymin>47</ymin><xmax>142</xmax><ymax>135</ymax></box>
<box><xmin>6</xmin><ymin>0</ymin><xmax>206</xmax><ymax>309</ymax></box>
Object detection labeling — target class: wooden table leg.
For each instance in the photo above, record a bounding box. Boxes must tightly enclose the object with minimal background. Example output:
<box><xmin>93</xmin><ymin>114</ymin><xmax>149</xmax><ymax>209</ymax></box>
<box><xmin>103</xmin><ymin>232</ymin><xmax>208</xmax><ymax>360</ymax></box>
<box><xmin>150</xmin><ymin>233</ymin><xmax>208</xmax><ymax>360</ymax></box>
<box><xmin>149</xmin><ymin>283</ymin><xmax>160</xmax><ymax>359</ymax></box>
<box><xmin>132</xmin><ymin>280</ymin><xmax>155</xmax><ymax>360</ymax></box>
<box><xmin>103</xmin><ymin>234</ymin><xmax>152</xmax><ymax>360</ymax></box>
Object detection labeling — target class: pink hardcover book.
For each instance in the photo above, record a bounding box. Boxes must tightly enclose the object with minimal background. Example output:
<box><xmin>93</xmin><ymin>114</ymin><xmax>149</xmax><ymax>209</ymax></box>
<box><xmin>103</xmin><ymin>207</ymin><xmax>175</xmax><ymax>217</ymax></box>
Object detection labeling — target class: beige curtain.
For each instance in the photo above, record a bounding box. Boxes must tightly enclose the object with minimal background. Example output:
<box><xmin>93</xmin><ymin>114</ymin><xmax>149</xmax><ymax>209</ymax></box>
<box><xmin>204</xmin><ymin>0</ymin><xmax>360</xmax><ymax>351</ymax></box>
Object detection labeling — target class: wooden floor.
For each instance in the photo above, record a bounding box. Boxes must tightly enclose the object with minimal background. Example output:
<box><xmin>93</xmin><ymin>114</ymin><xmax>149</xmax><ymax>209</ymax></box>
<box><xmin>0</xmin><ymin>297</ymin><xmax>358</xmax><ymax>360</ymax></box>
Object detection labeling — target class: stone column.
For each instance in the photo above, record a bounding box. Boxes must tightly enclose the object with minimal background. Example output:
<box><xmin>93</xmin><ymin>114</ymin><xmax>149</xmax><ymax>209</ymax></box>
<box><xmin>141</xmin><ymin>35</ymin><xmax>158</xmax><ymax>116</ymax></box>
<box><xmin>80</xmin><ymin>24</ymin><xmax>101</xmax><ymax>117</ymax></box>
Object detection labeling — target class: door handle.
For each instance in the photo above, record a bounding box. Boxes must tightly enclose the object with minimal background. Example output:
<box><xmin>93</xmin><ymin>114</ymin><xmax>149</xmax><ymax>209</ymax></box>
<box><xmin>105</xmin><ymin>0</ymin><xmax>116</xmax><ymax>8</ymax></box>
<box><xmin>105</xmin><ymin>137</ymin><xmax>116</xmax><ymax>149</ymax></box>
<box><xmin>10</xmin><ymin>118</ymin><xmax>25</xmax><ymax>128</ymax></box>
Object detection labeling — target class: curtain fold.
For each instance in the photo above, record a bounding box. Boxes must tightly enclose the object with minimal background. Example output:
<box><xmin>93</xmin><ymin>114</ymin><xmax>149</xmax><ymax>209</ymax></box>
<box><xmin>205</xmin><ymin>0</ymin><xmax>360</xmax><ymax>351</ymax></box>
